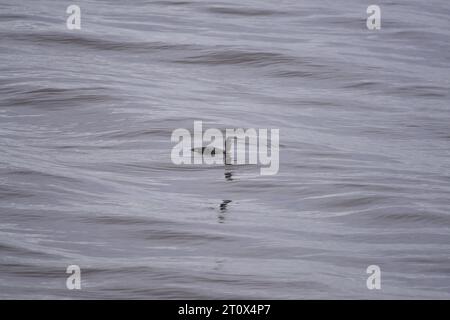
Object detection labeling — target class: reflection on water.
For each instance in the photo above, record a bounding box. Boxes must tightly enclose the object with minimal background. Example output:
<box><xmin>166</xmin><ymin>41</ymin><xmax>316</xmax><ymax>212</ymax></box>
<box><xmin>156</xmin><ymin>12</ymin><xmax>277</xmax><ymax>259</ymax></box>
<box><xmin>218</xmin><ymin>200</ymin><xmax>232</xmax><ymax>223</ymax></box>
<box><xmin>224</xmin><ymin>170</ymin><xmax>233</xmax><ymax>182</ymax></box>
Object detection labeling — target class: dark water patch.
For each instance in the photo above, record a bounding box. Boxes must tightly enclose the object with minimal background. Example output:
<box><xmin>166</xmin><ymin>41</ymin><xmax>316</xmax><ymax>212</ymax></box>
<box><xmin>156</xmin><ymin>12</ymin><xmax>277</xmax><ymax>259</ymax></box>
<box><xmin>5</xmin><ymin>168</ymin><xmax>79</xmax><ymax>182</ymax></box>
<box><xmin>0</xmin><ymin>86</ymin><xmax>114</xmax><ymax>108</ymax></box>
<box><xmin>142</xmin><ymin>228</ymin><xmax>229</xmax><ymax>243</ymax></box>
<box><xmin>152</xmin><ymin>0</ymin><xmax>195</xmax><ymax>6</ymax></box>
<box><xmin>82</xmin><ymin>214</ymin><xmax>174</xmax><ymax>226</ymax></box>
<box><xmin>342</xmin><ymin>81</ymin><xmax>383</xmax><ymax>89</ymax></box>
<box><xmin>107</xmin><ymin>128</ymin><xmax>173</xmax><ymax>139</ymax></box>
<box><xmin>0</xmin><ymin>263</ymin><xmax>67</xmax><ymax>278</ymax></box>
<box><xmin>391</xmin><ymin>85</ymin><xmax>449</xmax><ymax>98</ymax></box>
<box><xmin>0</xmin><ymin>31</ymin><xmax>199</xmax><ymax>54</ymax></box>
<box><xmin>0</xmin><ymin>14</ymin><xmax>30</xmax><ymax>21</ymax></box>
<box><xmin>0</xmin><ymin>186</ymin><xmax>34</xmax><ymax>200</ymax></box>
<box><xmin>206</xmin><ymin>6</ymin><xmax>284</xmax><ymax>17</ymax></box>
<box><xmin>176</xmin><ymin>49</ymin><xmax>297</xmax><ymax>67</ymax></box>
<box><xmin>0</xmin><ymin>243</ymin><xmax>58</xmax><ymax>259</ymax></box>
<box><xmin>271</xmin><ymin>70</ymin><xmax>315</xmax><ymax>78</ymax></box>
<box><xmin>334</xmin><ymin>207</ymin><xmax>450</xmax><ymax>227</ymax></box>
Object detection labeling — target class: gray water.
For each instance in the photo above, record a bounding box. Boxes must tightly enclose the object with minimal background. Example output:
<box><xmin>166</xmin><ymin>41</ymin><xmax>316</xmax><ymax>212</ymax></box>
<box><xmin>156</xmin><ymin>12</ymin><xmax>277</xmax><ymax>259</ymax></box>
<box><xmin>1</xmin><ymin>0</ymin><xmax>450</xmax><ymax>299</ymax></box>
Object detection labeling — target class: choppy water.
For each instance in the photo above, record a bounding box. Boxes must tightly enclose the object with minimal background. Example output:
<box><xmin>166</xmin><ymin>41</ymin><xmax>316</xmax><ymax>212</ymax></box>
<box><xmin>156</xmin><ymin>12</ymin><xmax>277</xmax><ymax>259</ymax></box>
<box><xmin>1</xmin><ymin>0</ymin><xmax>450</xmax><ymax>299</ymax></box>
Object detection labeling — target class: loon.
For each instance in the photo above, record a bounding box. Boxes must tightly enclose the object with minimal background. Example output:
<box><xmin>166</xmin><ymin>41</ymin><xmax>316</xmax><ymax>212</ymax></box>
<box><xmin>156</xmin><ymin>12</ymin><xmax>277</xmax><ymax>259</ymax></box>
<box><xmin>192</xmin><ymin>138</ymin><xmax>232</xmax><ymax>165</ymax></box>
<box><xmin>191</xmin><ymin>146</ymin><xmax>224</xmax><ymax>156</ymax></box>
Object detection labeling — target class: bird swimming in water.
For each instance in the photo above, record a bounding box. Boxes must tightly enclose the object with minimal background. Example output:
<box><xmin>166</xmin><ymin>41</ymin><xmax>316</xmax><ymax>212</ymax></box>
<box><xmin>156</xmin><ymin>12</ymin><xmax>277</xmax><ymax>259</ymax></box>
<box><xmin>191</xmin><ymin>146</ymin><xmax>224</xmax><ymax>156</ymax></box>
<box><xmin>192</xmin><ymin>138</ymin><xmax>232</xmax><ymax>165</ymax></box>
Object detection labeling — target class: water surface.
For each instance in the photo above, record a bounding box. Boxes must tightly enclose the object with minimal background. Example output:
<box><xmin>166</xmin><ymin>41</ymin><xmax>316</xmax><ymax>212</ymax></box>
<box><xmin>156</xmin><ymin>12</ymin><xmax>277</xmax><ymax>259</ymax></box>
<box><xmin>1</xmin><ymin>0</ymin><xmax>450</xmax><ymax>299</ymax></box>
